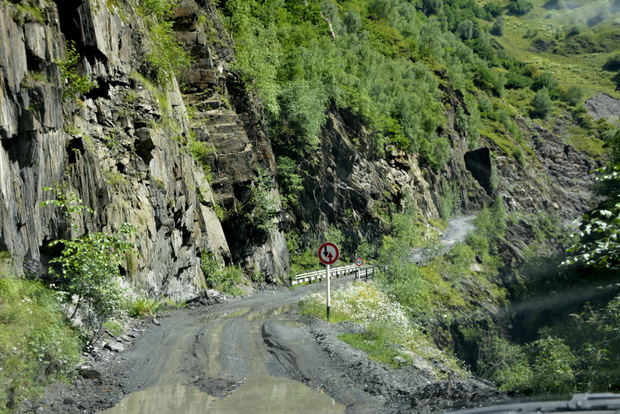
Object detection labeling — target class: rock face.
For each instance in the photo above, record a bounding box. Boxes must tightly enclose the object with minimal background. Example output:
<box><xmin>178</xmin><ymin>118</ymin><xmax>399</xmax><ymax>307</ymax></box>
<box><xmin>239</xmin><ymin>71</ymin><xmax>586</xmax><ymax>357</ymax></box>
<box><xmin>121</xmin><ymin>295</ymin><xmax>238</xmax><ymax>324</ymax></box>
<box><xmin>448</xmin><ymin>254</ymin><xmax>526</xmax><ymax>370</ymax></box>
<box><xmin>0</xmin><ymin>0</ymin><xmax>599</xmax><ymax>299</ymax></box>
<box><xmin>0</xmin><ymin>0</ymin><xmax>289</xmax><ymax>299</ymax></box>
<box><xmin>585</xmin><ymin>93</ymin><xmax>620</xmax><ymax>123</ymax></box>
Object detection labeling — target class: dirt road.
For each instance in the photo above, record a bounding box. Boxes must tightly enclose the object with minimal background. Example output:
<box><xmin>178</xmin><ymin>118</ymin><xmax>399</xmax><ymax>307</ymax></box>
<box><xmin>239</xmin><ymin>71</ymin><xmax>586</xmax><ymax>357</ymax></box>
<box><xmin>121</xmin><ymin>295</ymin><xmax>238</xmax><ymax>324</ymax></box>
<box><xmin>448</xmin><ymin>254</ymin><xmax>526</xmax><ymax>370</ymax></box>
<box><xmin>36</xmin><ymin>216</ymin><xmax>507</xmax><ymax>414</ymax></box>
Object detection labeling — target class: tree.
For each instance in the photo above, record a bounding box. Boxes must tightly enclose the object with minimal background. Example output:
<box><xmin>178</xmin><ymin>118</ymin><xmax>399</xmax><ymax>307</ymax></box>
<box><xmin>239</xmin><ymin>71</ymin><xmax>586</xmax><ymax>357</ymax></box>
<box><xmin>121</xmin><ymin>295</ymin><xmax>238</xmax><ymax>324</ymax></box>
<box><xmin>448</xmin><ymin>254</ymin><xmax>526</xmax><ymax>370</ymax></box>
<box><xmin>41</xmin><ymin>186</ymin><xmax>137</xmax><ymax>343</ymax></box>
<box><xmin>531</xmin><ymin>87</ymin><xmax>553</xmax><ymax>118</ymax></box>
<box><xmin>491</xmin><ymin>16</ymin><xmax>504</xmax><ymax>36</ymax></box>
<box><xmin>507</xmin><ymin>0</ymin><xmax>533</xmax><ymax>16</ymax></box>
<box><xmin>456</xmin><ymin>20</ymin><xmax>474</xmax><ymax>40</ymax></box>
<box><xmin>564</xmin><ymin>129</ymin><xmax>620</xmax><ymax>270</ymax></box>
<box><xmin>422</xmin><ymin>0</ymin><xmax>443</xmax><ymax>16</ymax></box>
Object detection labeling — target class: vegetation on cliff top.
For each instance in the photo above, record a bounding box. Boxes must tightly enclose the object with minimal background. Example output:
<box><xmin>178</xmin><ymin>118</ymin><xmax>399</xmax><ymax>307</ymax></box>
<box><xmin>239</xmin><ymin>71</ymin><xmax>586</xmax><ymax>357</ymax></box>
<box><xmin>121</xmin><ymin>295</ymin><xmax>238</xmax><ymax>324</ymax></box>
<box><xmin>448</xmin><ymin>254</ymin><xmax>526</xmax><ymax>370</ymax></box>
<box><xmin>218</xmin><ymin>0</ymin><xmax>615</xmax><ymax>176</ymax></box>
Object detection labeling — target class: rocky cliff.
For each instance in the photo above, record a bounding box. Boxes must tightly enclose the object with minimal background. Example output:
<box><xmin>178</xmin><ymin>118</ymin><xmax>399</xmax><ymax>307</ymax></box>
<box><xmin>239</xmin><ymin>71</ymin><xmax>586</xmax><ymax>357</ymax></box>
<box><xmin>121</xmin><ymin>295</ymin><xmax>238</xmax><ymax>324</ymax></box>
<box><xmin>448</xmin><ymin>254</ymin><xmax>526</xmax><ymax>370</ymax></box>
<box><xmin>0</xmin><ymin>0</ymin><xmax>599</xmax><ymax>300</ymax></box>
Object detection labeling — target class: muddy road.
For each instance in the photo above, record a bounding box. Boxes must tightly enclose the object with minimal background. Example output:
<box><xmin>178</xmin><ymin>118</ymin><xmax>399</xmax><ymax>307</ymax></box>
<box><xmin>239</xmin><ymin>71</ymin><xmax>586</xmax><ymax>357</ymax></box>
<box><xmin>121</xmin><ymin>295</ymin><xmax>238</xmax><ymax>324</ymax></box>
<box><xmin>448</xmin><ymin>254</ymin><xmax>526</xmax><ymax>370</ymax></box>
<box><xmin>37</xmin><ymin>216</ymin><xmax>507</xmax><ymax>414</ymax></box>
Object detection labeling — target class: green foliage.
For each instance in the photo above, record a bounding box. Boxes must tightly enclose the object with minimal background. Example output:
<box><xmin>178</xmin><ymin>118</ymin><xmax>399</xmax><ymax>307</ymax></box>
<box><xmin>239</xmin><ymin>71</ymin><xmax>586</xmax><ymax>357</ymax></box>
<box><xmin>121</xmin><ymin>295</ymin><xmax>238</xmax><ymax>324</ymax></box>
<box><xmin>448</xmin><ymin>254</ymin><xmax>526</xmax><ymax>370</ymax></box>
<box><xmin>564</xmin><ymin>138</ymin><xmax>620</xmax><ymax>270</ymax></box>
<box><xmin>558</xmin><ymin>84</ymin><xmax>584</xmax><ymax>106</ymax></box>
<box><xmin>531</xmin><ymin>72</ymin><xmax>559</xmax><ymax>95</ymax></box>
<box><xmin>10</xmin><ymin>0</ymin><xmax>44</xmax><ymax>24</ymax></box>
<box><xmin>603</xmin><ymin>53</ymin><xmax>620</xmax><ymax>72</ymax></box>
<box><xmin>528</xmin><ymin>335</ymin><xmax>577</xmax><ymax>396</ymax></box>
<box><xmin>185</xmin><ymin>131</ymin><xmax>214</xmax><ymax>175</ymax></box>
<box><xmin>201</xmin><ymin>253</ymin><xmax>244</xmax><ymax>295</ymax></box>
<box><xmin>473</xmin><ymin>198</ymin><xmax>507</xmax><ymax>242</ymax></box>
<box><xmin>507</xmin><ymin>0</ymin><xmax>533</xmax><ymax>16</ymax></box>
<box><xmin>41</xmin><ymin>186</ymin><xmax>137</xmax><ymax>343</ymax></box>
<box><xmin>56</xmin><ymin>40</ymin><xmax>97</xmax><ymax>102</ymax></box>
<box><xmin>0</xmin><ymin>272</ymin><xmax>81</xmax><ymax>411</ymax></box>
<box><xmin>276</xmin><ymin>156</ymin><xmax>304</xmax><ymax>209</ymax></box>
<box><xmin>136</xmin><ymin>0</ymin><xmax>191</xmax><ymax>84</ymax></box>
<box><xmin>145</xmin><ymin>20</ymin><xmax>192</xmax><ymax>84</ymax></box>
<box><xmin>245</xmin><ymin>166</ymin><xmax>278</xmax><ymax>234</ymax></box>
<box><xmin>355</xmin><ymin>237</ymin><xmax>375</xmax><ymax>262</ymax></box>
<box><xmin>491</xmin><ymin>16</ymin><xmax>505</xmax><ymax>37</ymax></box>
<box><xmin>135</xmin><ymin>0</ymin><xmax>179</xmax><ymax>19</ymax></box>
<box><xmin>478</xmin><ymin>336</ymin><xmax>534</xmax><ymax>392</ymax></box>
<box><xmin>325</xmin><ymin>224</ymin><xmax>347</xmax><ymax>261</ymax></box>
<box><xmin>339</xmin><ymin>321</ymin><xmax>410</xmax><ymax>367</ymax></box>
<box><xmin>128</xmin><ymin>297</ymin><xmax>164</xmax><ymax>318</ymax></box>
<box><xmin>220</xmin><ymin>0</ymin><xmax>281</xmax><ymax>114</ymax></box>
<box><xmin>287</xmin><ymin>232</ymin><xmax>319</xmax><ymax>278</ymax></box>
<box><xmin>438</xmin><ymin>181</ymin><xmax>458</xmax><ymax>220</ymax></box>
<box><xmin>531</xmin><ymin>88</ymin><xmax>553</xmax><ymax>118</ymax></box>
<box><xmin>422</xmin><ymin>0</ymin><xmax>443</xmax><ymax>16</ymax></box>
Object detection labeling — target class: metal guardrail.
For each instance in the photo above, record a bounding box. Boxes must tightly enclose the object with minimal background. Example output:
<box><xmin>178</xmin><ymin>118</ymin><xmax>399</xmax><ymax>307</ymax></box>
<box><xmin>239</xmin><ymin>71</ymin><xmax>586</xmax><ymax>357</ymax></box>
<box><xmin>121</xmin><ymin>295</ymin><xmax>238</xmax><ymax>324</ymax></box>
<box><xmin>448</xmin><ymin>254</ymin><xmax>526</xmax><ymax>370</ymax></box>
<box><xmin>292</xmin><ymin>264</ymin><xmax>377</xmax><ymax>285</ymax></box>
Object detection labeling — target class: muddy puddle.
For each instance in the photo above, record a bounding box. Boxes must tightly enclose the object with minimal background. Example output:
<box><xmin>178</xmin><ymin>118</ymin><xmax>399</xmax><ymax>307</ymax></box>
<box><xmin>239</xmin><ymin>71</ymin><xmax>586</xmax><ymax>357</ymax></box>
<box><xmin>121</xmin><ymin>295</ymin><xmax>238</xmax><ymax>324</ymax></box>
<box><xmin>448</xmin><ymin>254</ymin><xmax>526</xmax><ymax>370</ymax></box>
<box><xmin>103</xmin><ymin>376</ymin><xmax>345</xmax><ymax>414</ymax></box>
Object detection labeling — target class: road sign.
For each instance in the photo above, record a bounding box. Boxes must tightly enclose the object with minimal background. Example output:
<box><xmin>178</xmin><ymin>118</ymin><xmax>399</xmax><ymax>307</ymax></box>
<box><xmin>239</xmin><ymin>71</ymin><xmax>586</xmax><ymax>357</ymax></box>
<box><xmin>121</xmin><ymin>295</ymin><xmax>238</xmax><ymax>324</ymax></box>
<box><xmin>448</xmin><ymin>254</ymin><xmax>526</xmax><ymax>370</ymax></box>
<box><xmin>355</xmin><ymin>257</ymin><xmax>363</xmax><ymax>266</ymax></box>
<box><xmin>318</xmin><ymin>242</ymin><xmax>339</xmax><ymax>265</ymax></box>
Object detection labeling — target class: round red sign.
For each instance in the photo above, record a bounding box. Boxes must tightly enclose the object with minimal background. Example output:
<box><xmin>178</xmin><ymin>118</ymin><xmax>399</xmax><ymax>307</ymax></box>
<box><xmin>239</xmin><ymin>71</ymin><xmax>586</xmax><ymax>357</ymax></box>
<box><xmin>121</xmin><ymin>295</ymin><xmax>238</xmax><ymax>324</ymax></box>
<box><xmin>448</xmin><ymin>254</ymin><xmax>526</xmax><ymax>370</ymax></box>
<box><xmin>355</xmin><ymin>257</ymin><xmax>363</xmax><ymax>266</ymax></box>
<box><xmin>318</xmin><ymin>242</ymin><xmax>339</xmax><ymax>265</ymax></box>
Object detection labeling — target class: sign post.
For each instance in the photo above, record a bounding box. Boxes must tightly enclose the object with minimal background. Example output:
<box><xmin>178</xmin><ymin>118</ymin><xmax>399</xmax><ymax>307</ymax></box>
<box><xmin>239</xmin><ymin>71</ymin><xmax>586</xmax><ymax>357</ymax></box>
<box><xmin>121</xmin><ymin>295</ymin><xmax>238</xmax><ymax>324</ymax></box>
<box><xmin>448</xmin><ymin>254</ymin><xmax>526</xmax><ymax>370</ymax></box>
<box><xmin>318</xmin><ymin>242</ymin><xmax>339</xmax><ymax>321</ymax></box>
<box><xmin>355</xmin><ymin>257</ymin><xmax>363</xmax><ymax>279</ymax></box>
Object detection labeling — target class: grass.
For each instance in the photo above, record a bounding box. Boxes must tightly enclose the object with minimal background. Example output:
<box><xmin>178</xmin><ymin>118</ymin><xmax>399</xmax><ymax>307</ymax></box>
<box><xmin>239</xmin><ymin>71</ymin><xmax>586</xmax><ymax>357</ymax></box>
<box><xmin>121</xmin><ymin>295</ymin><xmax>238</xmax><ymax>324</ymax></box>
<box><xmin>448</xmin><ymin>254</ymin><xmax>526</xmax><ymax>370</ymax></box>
<box><xmin>566</xmin><ymin>124</ymin><xmax>607</xmax><ymax>158</ymax></box>
<box><xmin>498</xmin><ymin>0</ymin><xmax>620</xmax><ymax>100</ymax></box>
<box><xmin>128</xmin><ymin>297</ymin><xmax>164</xmax><ymax>318</ymax></box>
<box><xmin>0</xmin><ymin>267</ymin><xmax>82</xmax><ymax>411</ymax></box>
<box><xmin>340</xmin><ymin>322</ymin><xmax>412</xmax><ymax>368</ymax></box>
<box><xmin>299</xmin><ymin>281</ymin><xmax>466</xmax><ymax>374</ymax></box>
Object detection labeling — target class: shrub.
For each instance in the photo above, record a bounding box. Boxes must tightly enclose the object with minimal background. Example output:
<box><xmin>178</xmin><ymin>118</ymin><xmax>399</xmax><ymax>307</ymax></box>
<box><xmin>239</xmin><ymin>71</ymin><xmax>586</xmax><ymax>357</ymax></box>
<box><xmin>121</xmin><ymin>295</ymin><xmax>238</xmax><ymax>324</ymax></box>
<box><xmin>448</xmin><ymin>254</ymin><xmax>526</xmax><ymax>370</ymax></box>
<box><xmin>484</xmin><ymin>3</ymin><xmax>504</xmax><ymax>18</ymax></box>
<box><xmin>276</xmin><ymin>156</ymin><xmax>304</xmax><ymax>209</ymax></box>
<box><xmin>507</xmin><ymin>0</ymin><xmax>533</xmax><ymax>16</ymax></box>
<box><xmin>478</xmin><ymin>336</ymin><xmax>534</xmax><ymax>392</ymax></box>
<box><xmin>56</xmin><ymin>40</ymin><xmax>97</xmax><ymax>101</ymax></box>
<box><xmin>41</xmin><ymin>186</ymin><xmax>137</xmax><ymax>343</ymax></box>
<box><xmin>531</xmin><ymin>88</ymin><xmax>553</xmax><ymax>118</ymax></box>
<box><xmin>559</xmin><ymin>85</ymin><xmax>584</xmax><ymax>106</ymax></box>
<box><xmin>531</xmin><ymin>72</ymin><xmax>559</xmax><ymax>94</ymax></box>
<box><xmin>137</xmin><ymin>0</ymin><xmax>192</xmax><ymax>84</ymax></box>
<box><xmin>128</xmin><ymin>297</ymin><xmax>164</xmax><ymax>318</ymax></box>
<box><xmin>245</xmin><ymin>166</ymin><xmax>278</xmax><ymax>234</ymax></box>
<box><xmin>528</xmin><ymin>335</ymin><xmax>577</xmax><ymax>396</ymax></box>
<box><xmin>491</xmin><ymin>16</ymin><xmax>504</xmax><ymax>36</ymax></box>
<box><xmin>201</xmin><ymin>253</ymin><xmax>244</xmax><ymax>295</ymax></box>
<box><xmin>602</xmin><ymin>54</ymin><xmax>620</xmax><ymax>72</ymax></box>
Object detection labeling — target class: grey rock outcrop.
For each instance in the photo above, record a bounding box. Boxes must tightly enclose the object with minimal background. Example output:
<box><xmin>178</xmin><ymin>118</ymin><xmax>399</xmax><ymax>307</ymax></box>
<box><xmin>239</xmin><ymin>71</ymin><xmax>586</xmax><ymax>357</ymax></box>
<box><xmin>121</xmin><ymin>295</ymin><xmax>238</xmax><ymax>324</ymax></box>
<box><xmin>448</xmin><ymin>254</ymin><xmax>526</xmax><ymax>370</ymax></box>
<box><xmin>0</xmin><ymin>0</ymin><xmax>289</xmax><ymax>300</ymax></box>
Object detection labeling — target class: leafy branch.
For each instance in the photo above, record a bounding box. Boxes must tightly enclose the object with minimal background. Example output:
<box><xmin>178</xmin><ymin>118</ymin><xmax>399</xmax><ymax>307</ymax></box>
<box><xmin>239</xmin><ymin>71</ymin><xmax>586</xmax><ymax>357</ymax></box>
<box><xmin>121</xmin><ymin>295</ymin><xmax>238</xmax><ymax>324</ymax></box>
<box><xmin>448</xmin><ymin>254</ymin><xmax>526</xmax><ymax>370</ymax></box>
<box><xmin>41</xmin><ymin>185</ymin><xmax>138</xmax><ymax>344</ymax></box>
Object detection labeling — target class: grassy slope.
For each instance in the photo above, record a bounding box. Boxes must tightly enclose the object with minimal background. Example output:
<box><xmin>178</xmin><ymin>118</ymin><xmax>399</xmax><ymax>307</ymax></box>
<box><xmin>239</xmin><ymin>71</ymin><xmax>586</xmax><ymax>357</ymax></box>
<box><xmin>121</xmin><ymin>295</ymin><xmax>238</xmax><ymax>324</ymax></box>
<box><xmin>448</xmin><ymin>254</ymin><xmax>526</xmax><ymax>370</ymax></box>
<box><xmin>496</xmin><ymin>0</ymin><xmax>620</xmax><ymax>99</ymax></box>
<box><xmin>473</xmin><ymin>0</ymin><xmax>618</xmax><ymax>158</ymax></box>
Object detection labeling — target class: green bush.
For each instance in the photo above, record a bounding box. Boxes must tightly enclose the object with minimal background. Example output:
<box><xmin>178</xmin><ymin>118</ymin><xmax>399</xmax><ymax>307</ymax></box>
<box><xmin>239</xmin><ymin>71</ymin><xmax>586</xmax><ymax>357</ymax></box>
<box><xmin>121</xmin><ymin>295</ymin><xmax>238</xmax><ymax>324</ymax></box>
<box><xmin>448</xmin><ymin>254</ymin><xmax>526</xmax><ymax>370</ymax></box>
<box><xmin>531</xmin><ymin>72</ymin><xmax>559</xmax><ymax>94</ymax></box>
<box><xmin>276</xmin><ymin>156</ymin><xmax>304</xmax><ymax>208</ymax></box>
<box><xmin>559</xmin><ymin>85</ymin><xmax>584</xmax><ymax>106</ymax></box>
<box><xmin>531</xmin><ymin>88</ymin><xmax>553</xmax><ymax>119</ymax></box>
<box><xmin>507</xmin><ymin>0</ymin><xmax>533</xmax><ymax>15</ymax></box>
<box><xmin>201</xmin><ymin>253</ymin><xmax>244</xmax><ymax>295</ymax></box>
<box><xmin>56</xmin><ymin>40</ymin><xmax>97</xmax><ymax>101</ymax></box>
<box><xmin>136</xmin><ymin>0</ymin><xmax>191</xmax><ymax>84</ymax></box>
<box><xmin>245</xmin><ymin>167</ymin><xmax>278</xmax><ymax>234</ymax></box>
<box><xmin>128</xmin><ymin>297</ymin><xmax>164</xmax><ymax>318</ymax></box>
<box><xmin>478</xmin><ymin>336</ymin><xmax>534</xmax><ymax>392</ymax></box>
<box><xmin>528</xmin><ymin>335</ymin><xmax>577</xmax><ymax>396</ymax></box>
<box><xmin>41</xmin><ymin>186</ymin><xmax>137</xmax><ymax>343</ymax></box>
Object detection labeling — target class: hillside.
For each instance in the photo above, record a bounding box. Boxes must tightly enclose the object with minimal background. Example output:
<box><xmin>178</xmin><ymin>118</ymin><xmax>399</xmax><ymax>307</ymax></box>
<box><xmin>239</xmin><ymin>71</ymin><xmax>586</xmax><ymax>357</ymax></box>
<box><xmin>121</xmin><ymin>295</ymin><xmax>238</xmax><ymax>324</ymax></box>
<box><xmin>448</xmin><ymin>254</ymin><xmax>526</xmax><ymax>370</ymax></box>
<box><xmin>0</xmin><ymin>0</ymin><xmax>619</xmax><ymax>411</ymax></box>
